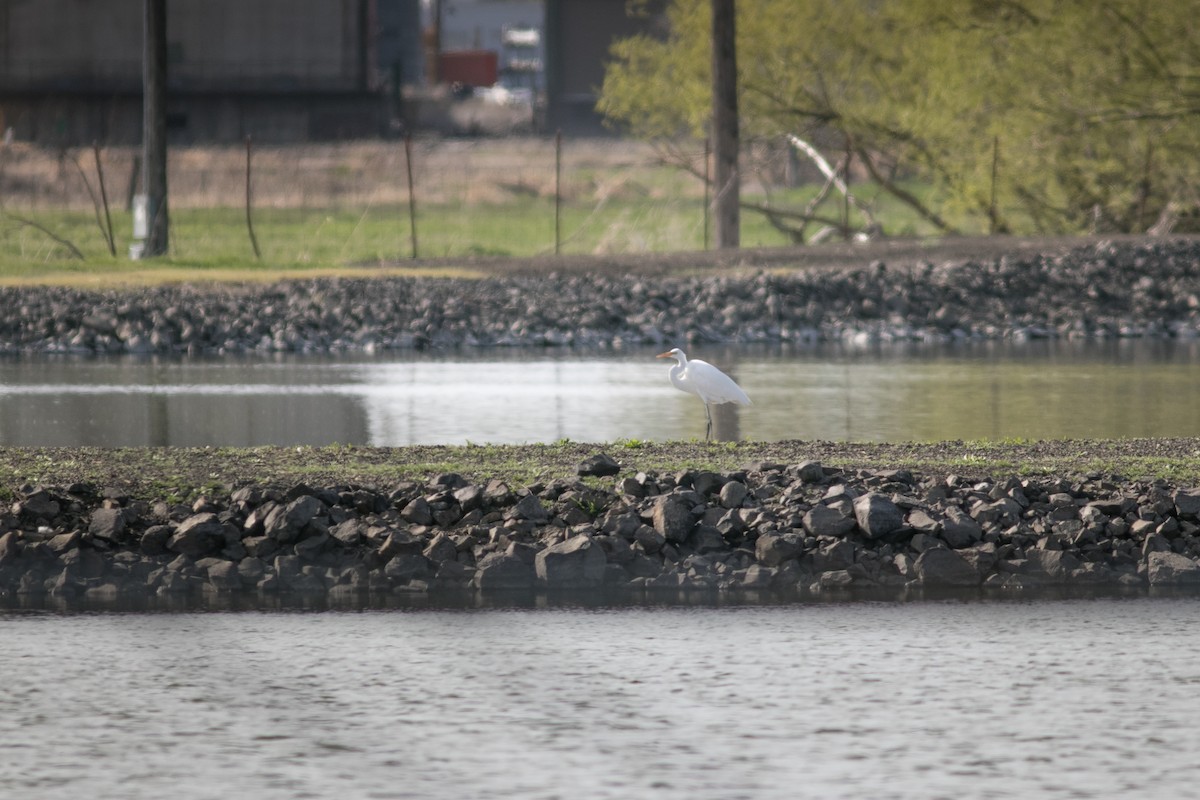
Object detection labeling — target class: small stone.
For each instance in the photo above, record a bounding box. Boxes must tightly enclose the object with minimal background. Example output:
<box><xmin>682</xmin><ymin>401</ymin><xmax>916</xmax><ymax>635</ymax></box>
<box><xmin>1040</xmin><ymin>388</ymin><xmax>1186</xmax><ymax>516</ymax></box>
<box><xmin>577</xmin><ymin>454</ymin><xmax>621</xmax><ymax>477</ymax></box>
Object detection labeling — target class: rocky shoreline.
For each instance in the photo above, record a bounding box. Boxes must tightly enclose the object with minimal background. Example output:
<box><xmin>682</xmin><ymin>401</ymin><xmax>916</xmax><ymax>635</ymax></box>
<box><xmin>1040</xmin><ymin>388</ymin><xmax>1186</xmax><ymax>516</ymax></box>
<box><xmin>4</xmin><ymin>453</ymin><xmax>1200</xmax><ymax>607</ymax></box>
<box><xmin>3</xmin><ymin>237</ymin><xmax>1200</xmax><ymax>355</ymax></box>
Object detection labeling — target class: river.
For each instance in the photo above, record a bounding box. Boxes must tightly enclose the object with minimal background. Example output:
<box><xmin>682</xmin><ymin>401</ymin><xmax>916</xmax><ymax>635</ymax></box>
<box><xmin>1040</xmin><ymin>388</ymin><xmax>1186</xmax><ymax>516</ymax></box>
<box><xmin>3</xmin><ymin>597</ymin><xmax>1200</xmax><ymax>799</ymax></box>
<box><xmin>0</xmin><ymin>339</ymin><xmax>1198</xmax><ymax>445</ymax></box>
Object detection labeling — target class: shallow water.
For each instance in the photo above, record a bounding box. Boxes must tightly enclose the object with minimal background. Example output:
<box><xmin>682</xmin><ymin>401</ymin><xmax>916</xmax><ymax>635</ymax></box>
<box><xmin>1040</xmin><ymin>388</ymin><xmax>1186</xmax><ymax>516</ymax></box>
<box><xmin>0</xmin><ymin>339</ymin><xmax>1198</xmax><ymax>445</ymax></box>
<box><xmin>3</xmin><ymin>597</ymin><xmax>1200</xmax><ymax>799</ymax></box>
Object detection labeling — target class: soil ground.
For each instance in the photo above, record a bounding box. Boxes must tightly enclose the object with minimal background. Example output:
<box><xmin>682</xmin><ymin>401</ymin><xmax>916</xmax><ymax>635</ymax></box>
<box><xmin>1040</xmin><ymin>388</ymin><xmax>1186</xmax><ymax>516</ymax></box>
<box><xmin>3</xmin><ymin>437</ymin><xmax>1199</xmax><ymax>502</ymax></box>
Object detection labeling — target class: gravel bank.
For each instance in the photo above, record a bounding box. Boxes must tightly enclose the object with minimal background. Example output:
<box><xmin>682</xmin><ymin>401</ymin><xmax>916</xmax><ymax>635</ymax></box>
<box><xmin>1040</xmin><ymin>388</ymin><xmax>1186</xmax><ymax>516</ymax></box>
<box><xmin>5</xmin><ymin>455</ymin><xmax>1200</xmax><ymax>606</ymax></box>
<box><xmin>3</xmin><ymin>236</ymin><xmax>1200</xmax><ymax>354</ymax></box>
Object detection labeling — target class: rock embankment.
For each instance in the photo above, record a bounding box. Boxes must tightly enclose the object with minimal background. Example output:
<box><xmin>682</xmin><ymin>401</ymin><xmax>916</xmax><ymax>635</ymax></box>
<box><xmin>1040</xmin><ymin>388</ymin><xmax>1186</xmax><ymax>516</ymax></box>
<box><xmin>3</xmin><ymin>238</ymin><xmax>1200</xmax><ymax>354</ymax></box>
<box><xmin>4</xmin><ymin>455</ymin><xmax>1200</xmax><ymax>604</ymax></box>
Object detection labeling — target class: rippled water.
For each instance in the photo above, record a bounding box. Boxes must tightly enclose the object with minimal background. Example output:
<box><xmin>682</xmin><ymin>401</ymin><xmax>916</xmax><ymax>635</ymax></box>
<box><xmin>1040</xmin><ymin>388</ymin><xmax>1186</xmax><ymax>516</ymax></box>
<box><xmin>4</xmin><ymin>598</ymin><xmax>1200</xmax><ymax>799</ymax></box>
<box><xmin>1</xmin><ymin>339</ymin><xmax>1199</xmax><ymax>445</ymax></box>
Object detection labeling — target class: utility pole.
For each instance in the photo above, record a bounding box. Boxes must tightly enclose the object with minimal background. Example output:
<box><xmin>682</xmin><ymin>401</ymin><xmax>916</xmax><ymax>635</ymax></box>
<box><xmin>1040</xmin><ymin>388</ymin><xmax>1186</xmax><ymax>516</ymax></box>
<box><xmin>142</xmin><ymin>0</ymin><xmax>169</xmax><ymax>257</ymax></box>
<box><xmin>711</xmin><ymin>0</ymin><xmax>739</xmax><ymax>249</ymax></box>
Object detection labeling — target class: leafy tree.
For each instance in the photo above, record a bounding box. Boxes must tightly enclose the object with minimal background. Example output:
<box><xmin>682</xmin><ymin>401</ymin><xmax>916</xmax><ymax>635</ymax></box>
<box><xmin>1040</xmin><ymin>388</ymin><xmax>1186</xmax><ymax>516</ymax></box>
<box><xmin>598</xmin><ymin>0</ymin><xmax>1200</xmax><ymax>237</ymax></box>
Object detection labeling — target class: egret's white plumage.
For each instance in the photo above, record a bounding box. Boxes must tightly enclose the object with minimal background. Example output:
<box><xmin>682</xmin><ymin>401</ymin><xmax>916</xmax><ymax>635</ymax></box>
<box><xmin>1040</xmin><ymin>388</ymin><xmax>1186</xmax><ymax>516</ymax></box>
<box><xmin>657</xmin><ymin>348</ymin><xmax>750</xmax><ymax>439</ymax></box>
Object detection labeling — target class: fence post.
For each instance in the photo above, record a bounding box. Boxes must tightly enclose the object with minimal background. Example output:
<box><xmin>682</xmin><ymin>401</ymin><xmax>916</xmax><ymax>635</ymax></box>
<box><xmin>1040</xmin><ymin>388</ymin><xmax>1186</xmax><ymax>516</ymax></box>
<box><xmin>245</xmin><ymin>135</ymin><xmax>261</xmax><ymax>260</ymax></box>
<box><xmin>404</xmin><ymin>134</ymin><xmax>418</xmax><ymax>259</ymax></box>
<box><xmin>555</xmin><ymin>129</ymin><xmax>562</xmax><ymax>255</ymax></box>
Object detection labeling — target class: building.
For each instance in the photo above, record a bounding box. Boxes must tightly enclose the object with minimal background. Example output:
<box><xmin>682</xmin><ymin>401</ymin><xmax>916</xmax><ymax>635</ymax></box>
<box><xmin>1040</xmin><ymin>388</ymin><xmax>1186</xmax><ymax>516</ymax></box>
<box><xmin>0</xmin><ymin>0</ymin><xmax>662</xmax><ymax>143</ymax></box>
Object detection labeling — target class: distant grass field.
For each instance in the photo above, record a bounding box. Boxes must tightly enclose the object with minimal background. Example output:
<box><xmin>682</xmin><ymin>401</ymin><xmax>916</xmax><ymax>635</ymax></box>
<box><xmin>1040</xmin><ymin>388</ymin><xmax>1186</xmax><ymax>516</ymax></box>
<box><xmin>0</xmin><ymin>138</ymin><xmax>960</xmax><ymax>286</ymax></box>
<box><xmin>0</xmin><ymin>184</ymin><xmax>951</xmax><ymax>286</ymax></box>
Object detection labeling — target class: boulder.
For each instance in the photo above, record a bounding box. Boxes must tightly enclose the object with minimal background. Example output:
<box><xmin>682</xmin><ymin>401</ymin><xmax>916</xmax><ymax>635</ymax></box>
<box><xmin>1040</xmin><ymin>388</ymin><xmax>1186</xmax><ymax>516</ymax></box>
<box><xmin>755</xmin><ymin>532</ymin><xmax>803</xmax><ymax>567</ymax></box>
<box><xmin>535</xmin><ymin>534</ymin><xmax>607</xmax><ymax>587</ymax></box>
<box><xmin>941</xmin><ymin>507</ymin><xmax>984</xmax><ymax>548</ymax></box>
<box><xmin>1147</xmin><ymin>551</ymin><xmax>1200</xmax><ymax>585</ymax></box>
<box><xmin>652</xmin><ymin>496</ymin><xmax>693</xmax><ymax>543</ymax></box>
<box><xmin>719</xmin><ymin>481</ymin><xmax>749</xmax><ymax>509</ymax></box>
<box><xmin>474</xmin><ymin>553</ymin><xmax>535</xmax><ymax>590</ymax></box>
<box><xmin>263</xmin><ymin>495</ymin><xmax>325</xmax><ymax>543</ymax></box>
<box><xmin>853</xmin><ymin>493</ymin><xmax>904</xmax><ymax>539</ymax></box>
<box><xmin>577</xmin><ymin>454</ymin><xmax>621</xmax><ymax>477</ymax></box>
<box><xmin>803</xmin><ymin>504</ymin><xmax>856</xmax><ymax>538</ymax></box>
<box><xmin>914</xmin><ymin>547</ymin><xmax>980</xmax><ymax>587</ymax></box>
<box><xmin>88</xmin><ymin>508</ymin><xmax>126</xmax><ymax>542</ymax></box>
<box><xmin>167</xmin><ymin>513</ymin><xmax>225</xmax><ymax>559</ymax></box>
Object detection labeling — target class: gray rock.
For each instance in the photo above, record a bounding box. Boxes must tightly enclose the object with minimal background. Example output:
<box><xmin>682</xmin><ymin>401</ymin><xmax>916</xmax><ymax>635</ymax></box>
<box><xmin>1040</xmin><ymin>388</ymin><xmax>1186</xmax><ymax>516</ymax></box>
<box><xmin>329</xmin><ymin>518</ymin><xmax>366</xmax><ymax>547</ymax></box>
<box><xmin>906</xmin><ymin>509</ymin><xmax>941</xmax><ymax>534</ymax></box>
<box><xmin>941</xmin><ymin>506</ymin><xmax>984</xmax><ymax>548</ymax></box>
<box><xmin>1173</xmin><ymin>489</ymin><xmax>1200</xmax><ymax>520</ymax></box>
<box><xmin>633</xmin><ymin>524</ymin><xmax>666</xmax><ymax>554</ymax></box>
<box><xmin>914</xmin><ymin>548</ymin><xmax>980</xmax><ymax>587</ymax></box>
<box><xmin>535</xmin><ymin>534</ymin><xmax>607</xmax><ymax>587</ymax></box>
<box><xmin>719</xmin><ymin>481</ymin><xmax>749</xmax><ymax>509</ymax></box>
<box><xmin>854</xmin><ymin>493</ymin><xmax>904</xmax><ymax>539</ymax></box>
<box><xmin>264</xmin><ymin>495</ymin><xmax>325</xmax><ymax>543</ymax></box>
<box><xmin>794</xmin><ymin>461</ymin><xmax>825</xmax><ymax>483</ymax></box>
<box><xmin>812</xmin><ymin>539</ymin><xmax>855</xmax><ymax>572</ymax></box>
<box><xmin>1147</xmin><ymin>551</ymin><xmax>1200</xmax><ymax>585</ymax></box>
<box><xmin>803</xmin><ymin>504</ymin><xmax>856</xmax><ymax>538</ymax></box>
<box><xmin>168</xmin><ymin>513</ymin><xmax>225</xmax><ymax>559</ymax></box>
<box><xmin>88</xmin><ymin>508</ymin><xmax>126</xmax><ymax>542</ymax></box>
<box><xmin>1023</xmin><ymin>550</ymin><xmax>1081</xmax><ymax>581</ymax></box>
<box><xmin>205</xmin><ymin>561</ymin><xmax>241</xmax><ymax>591</ymax></box>
<box><xmin>577</xmin><ymin>454</ymin><xmax>621</xmax><ymax>477</ymax></box>
<box><xmin>652</xmin><ymin>496</ymin><xmax>693</xmax><ymax>543</ymax></box>
<box><xmin>0</xmin><ymin>531</ymin><xmax>21</xmax><ymax>565</ymax></box>
<box><xmin>423</xmin><ymin>532</ymin><xmax>459</xmax><ymax>564</ymax></box>
<box><xmin>755</xmin><ymin>532</ymin><xmax>803</xmax><ymax>567</ymax></box>
<box><xmin>384</xmin><ymin>553</ymin><xmax>433</xmax><ymax>583</ymax></box>
<box><xmin>474</xmin><ymin>553</ymin><xmax>535</xmax><ymax>590</ymax></box>
<box><xmin>399</xmin><ymin>496</ymin><xmax>434</xmax><ymax>526</ymax></box>
<box><xmin>510</xmin><ymin>493</ymin><xmax>549</xmax><ymax>523</ymax></box>
<box><xmin>689</xmin><ymin>525</ymin><xmax>727</xmax><ymax>555</ymax></box>
<box><xmin>140</xmin><ymin>525</ymin><xmax>172</xmax><ymax>556</ymax></box>
<box><xmin>293</xmin><ymin>531</ymin><xmax>331</xmax><ymax>559</ymax></box>
<box><xmin>452</xmin><ymin>484</ymin><xmax>485</xmax><ymax>511</ymax></box>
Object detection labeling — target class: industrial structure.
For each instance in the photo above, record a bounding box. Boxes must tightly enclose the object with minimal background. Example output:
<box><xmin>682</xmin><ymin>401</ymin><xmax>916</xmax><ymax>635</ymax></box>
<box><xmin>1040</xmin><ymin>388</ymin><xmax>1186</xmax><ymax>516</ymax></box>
<box><xmin>0</xmin><ymin>0</ymin><xmax>664</xmax><ymax>144</ymax></box>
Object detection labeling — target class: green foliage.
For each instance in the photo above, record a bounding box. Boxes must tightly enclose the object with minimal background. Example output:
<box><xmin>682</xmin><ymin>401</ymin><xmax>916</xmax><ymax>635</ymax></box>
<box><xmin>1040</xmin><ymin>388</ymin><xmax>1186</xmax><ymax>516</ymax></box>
<box><xmin>598</xmin><ymin>0</ymin><xmax>1200</xmax><ymax>235</ymax></box>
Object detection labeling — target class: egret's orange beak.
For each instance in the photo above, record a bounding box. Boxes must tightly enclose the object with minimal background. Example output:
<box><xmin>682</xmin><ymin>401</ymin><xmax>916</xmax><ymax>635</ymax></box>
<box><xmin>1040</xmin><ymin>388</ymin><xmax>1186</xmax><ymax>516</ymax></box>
<box><xmin>656</xmin><ymin>351</ymin><xmax>672</xmax><ymax>358</ymax></box>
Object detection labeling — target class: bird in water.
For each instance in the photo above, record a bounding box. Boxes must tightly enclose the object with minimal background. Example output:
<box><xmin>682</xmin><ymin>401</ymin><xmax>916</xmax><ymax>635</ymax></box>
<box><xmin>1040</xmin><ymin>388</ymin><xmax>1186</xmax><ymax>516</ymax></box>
<box><xmin>656</xmin><ymin>348</ymin><xmax>751</xmax><ymax>440</ymax></box>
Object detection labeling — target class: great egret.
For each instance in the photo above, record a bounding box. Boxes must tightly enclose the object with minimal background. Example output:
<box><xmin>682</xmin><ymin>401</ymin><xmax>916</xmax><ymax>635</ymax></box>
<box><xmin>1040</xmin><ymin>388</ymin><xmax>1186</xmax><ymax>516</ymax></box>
<box><xmin>657</xmin><ymin>348</ymin><xmax>751</xmax><ymax>440</ymax></box>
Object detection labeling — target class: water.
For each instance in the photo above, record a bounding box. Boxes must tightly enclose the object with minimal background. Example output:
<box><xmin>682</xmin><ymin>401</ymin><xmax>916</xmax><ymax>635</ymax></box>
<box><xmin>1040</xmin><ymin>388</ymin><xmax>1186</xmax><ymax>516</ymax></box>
<box><xmin>4</xmin><ymin>597</ymin><xmax>1200</xmax><ymax>799</ymax></box>
<box><xmin>1</xmin><ymin>339</ymin><xmax>1199</xmax><ymax>446</ymax></box>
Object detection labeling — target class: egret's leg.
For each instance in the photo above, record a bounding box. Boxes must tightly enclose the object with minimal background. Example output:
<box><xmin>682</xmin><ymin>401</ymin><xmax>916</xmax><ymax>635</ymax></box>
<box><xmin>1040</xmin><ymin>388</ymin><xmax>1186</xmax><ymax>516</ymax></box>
<box><xmin>704</xmin><ymin>403</ymin><xmax>713</xmax><ymax>440</ymax></box>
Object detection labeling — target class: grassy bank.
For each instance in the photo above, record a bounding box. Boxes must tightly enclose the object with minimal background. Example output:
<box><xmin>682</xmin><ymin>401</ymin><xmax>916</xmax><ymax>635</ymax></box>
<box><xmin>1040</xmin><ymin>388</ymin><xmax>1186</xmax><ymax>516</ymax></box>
<box><xmin>2</xmin><ymin>438</ymin><xmax>1198</xmax><ymax>503</ymax></box>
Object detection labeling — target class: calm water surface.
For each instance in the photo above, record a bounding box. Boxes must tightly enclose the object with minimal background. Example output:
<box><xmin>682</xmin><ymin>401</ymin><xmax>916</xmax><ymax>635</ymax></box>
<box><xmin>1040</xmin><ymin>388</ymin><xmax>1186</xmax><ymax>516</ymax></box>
<box><xmin>4</xmin><ymin>598</ymin><xmax>1200</xmax><ymax>799</ymax></box>
<box><xmin>0</xmin><ymin>339</ymin><xmax>1198</xmax><ymax>445</ymax></box>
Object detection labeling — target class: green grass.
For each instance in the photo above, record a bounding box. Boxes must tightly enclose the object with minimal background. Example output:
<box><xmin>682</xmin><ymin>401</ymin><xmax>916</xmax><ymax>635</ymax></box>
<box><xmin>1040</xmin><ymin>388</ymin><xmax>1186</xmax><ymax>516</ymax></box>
<box><xmin>0</xmin><ymin>440</ymin><xmax>1196</xmax><ymax>503</ymax></box>
<box><xmin>0</xmin><ymin>177</ymin><xmax>957</xmax><ymax>286</ymax></box>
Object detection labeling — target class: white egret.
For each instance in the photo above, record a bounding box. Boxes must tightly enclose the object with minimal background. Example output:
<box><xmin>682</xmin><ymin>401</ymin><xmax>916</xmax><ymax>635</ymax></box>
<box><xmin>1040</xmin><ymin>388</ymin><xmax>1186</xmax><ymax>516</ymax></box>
<box><xmin>657</xmin><ymin>348</ymin><xmax>751</xmax><ymax>440</ymax></box>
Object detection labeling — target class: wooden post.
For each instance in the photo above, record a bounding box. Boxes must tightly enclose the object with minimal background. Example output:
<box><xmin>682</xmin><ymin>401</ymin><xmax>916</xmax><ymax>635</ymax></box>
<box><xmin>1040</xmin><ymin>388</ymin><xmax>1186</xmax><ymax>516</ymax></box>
<box><xmin>245</xmin><ymin>136</ymin><xmax>261</xmax><ymax>260</ymax></box>
<box><xmin>555</xmin><ymin>129</ymin><xmax>562</xmax><ymax>255</ymax></box>
<box><xmin>711</xmin><ymin>0</ymin><xmax>739</xmax><ymax>249</ymax></box>
<box><xmin>142</xmin><ymin>0</ymin><xmax>169</xmax><ymax>257</ymax></box>
<box><xmin>404</xmin><ymin>134</ymin><xmax>418</xmax><ymax>259</ymax></box>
